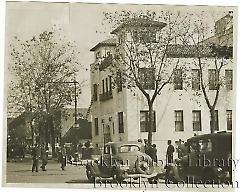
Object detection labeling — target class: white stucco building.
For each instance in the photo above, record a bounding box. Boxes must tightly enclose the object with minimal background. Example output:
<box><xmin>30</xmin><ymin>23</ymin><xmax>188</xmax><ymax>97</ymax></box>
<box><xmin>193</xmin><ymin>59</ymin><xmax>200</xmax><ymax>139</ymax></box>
<box><xmin>89</xmin><ymin>14</ymin><xmax>234</xmax><ymax>160</ymax></box>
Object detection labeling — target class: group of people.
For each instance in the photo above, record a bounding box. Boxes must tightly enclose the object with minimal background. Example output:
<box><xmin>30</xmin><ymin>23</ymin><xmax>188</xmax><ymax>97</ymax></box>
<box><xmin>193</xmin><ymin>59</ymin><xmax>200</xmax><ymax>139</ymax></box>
<box><xmin>139</xmin><ymin>138</ymin><xmax>188</xmax><ymax>165</ymax></box>
<box><xmin>138</xmin><ymin>139</ymin><xmax>158</xmax><ymax>163</ymax></box>
<box><xmin>167</xmin><ymin>139</ymin><xmax>189</xmax><ymax>164</ymax></box>
<box><xmin>31</xmin><ymin>144</ymin><xmax>67</xmax><ymax>172</ymax></box>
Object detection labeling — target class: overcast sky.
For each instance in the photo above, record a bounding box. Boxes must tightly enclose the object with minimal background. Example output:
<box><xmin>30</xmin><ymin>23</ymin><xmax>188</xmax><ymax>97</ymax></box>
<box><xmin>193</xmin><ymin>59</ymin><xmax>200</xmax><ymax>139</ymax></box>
<box><xmin>5</xmin><ymin>2</ymin><xmax>234</xmax><ymax>108</ymax></box>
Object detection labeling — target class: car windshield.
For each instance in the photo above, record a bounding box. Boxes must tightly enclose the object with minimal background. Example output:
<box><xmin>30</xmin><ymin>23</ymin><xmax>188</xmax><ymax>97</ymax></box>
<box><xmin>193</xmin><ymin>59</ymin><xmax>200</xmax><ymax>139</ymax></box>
<box><xmin>119</xmin><ymin>145</ymin><xmax>140</xmax><ymax>153</ymax></box>
<box><xmin>189</xmin><ymin>139</ymin><xmax>212</xmax><ymax>153</ymax></box>
<box><xmin>199</xmin><ymin>139</ymin><xmax>212</xmax><ymax>152</ymax></box>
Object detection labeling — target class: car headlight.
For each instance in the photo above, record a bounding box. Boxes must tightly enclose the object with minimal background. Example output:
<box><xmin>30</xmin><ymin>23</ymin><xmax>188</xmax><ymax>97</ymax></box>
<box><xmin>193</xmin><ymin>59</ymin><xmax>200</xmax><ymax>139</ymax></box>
<box><xmin>119</xmin><ymin>164</ymin><xmax>130</xmax><ymax>170</ymax></box>
<box><xmin>217</xmin><ymin>167</ymin><xmax>223</xmax><ymax>172</ymax></box>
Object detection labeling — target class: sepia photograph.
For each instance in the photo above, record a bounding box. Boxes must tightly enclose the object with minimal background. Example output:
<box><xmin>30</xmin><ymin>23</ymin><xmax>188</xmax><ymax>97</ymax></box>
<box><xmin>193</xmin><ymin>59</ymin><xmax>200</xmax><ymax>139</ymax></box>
<box><xmin>2</xmin><ymin>1</ymin><xmax>238</xmax><ymax>190</ymax></box>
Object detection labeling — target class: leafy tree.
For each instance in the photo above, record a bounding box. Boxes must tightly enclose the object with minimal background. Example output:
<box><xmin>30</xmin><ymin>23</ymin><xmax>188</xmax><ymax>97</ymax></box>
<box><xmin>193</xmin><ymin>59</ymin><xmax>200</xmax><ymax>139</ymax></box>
<box><xmin>8</xmin><ymin>30</ymin><xmax>81</xmax><ymax>155</ymax></box>
<box><xmin>102</xmin><ymin>11</ymin><xmax>189</xmax><ymax>144</ymax></box>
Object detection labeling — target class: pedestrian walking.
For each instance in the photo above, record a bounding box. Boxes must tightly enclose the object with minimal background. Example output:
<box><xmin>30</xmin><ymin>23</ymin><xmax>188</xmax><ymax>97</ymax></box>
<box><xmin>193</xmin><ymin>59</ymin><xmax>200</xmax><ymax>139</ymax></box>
<box><xmin>60</xmin><ymin>145</ymin><xmax>67</xmax><ymax>170</ymax></box>
<box><xmin>40</xmin><ymin>145</ymin><xmax>48</xmax><ymax>171</ymax></box>
<box><xmin>31</xmin><ymin>144</ymin><xmax>40</xmax><ymax>172</ymax></box>
<box><xmin>166</xmin><ymin>140</ymin><xmax>175</xmax><ymax>164</ymax></box>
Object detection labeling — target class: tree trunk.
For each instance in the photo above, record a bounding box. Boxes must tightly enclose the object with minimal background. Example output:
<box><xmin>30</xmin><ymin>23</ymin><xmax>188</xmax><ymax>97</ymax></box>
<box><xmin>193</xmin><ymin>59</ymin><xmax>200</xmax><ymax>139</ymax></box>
<box><xmin>210</xmin><ymin>109</ymin><xmax>215</xmax><ymax>134</ymax></box>
<box><xmin>147</xmin><ymin>102</ymin><xmax>154</xmax><ymax>145</ymax></box>
<box><xmin>30</xmin><ymin>120</ymin><xmax>34</xmax><ymax>147</ymax></box>
<box><xmin>49</xmin><ymin>115</ymin><xmax>56</xmax><ymax>157</ymax></box>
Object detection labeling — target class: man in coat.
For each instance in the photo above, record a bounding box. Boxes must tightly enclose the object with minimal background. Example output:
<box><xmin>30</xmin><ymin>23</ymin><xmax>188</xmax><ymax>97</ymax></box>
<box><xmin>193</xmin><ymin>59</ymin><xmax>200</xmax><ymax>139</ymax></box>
<box><xmin>32</xmin><ymin>144</ymin><xmax>40</xmax><ymax>172</ymax></box>
<box><xmin>60</xmin><ymin>145</ymin><xmax>67</xmax><ymax>170</ymax></box>
<box><xmin>148</xmin><ymin>144</ymin><xmax>158</xmax><ymax>163</ymax></box>
<box><xmin>166</xmin><ymin>140</ymin><xmax>175</xmax><ymax>164</ymax></box>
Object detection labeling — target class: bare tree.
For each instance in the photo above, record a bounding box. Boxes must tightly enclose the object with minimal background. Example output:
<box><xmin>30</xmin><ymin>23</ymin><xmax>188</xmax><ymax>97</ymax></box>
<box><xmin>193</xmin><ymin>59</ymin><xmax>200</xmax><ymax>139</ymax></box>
<box><xmin>102</xmin><ymin>11</ymin><xmax>189</xmax><ymax>144</ymax></box>
<box><xmin>180</xmin><ymin>12</ymin><xmax>233</xmax><ymax>133</ymax></box>
<box><xmin>8</xmin><ymin>30</ymin><xmax>81</xmax><ymax>154</ymax></box>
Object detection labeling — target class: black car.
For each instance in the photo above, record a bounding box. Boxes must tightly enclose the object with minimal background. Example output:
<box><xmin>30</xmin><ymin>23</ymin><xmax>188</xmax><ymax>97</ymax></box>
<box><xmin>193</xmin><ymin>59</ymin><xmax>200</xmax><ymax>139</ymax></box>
<box><xmin>165</xmin><ymin>132</ymin><xmax>232</xmax><ymax>184</ymax></box>
<box><xmin>86</xmin><ymin>141</ymin><xmax>161</xmax><ymax>183</ymax></box>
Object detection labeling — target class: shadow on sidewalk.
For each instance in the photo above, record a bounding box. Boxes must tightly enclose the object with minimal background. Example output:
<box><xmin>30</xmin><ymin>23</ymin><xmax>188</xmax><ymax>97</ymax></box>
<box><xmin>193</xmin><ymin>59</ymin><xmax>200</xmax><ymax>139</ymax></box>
<box><xmin>66</xmin><ymin>179</ymin><xmax>90</xmax><ymax>183</ymax></box>
<box><xmin>8</xmin><ymin>169</ymin><xmax>31</xmax><ymax>173</ymax></box>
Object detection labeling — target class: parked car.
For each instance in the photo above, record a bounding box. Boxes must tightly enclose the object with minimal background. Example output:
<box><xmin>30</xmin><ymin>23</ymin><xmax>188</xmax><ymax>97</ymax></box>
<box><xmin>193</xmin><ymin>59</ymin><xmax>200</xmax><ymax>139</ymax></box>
<box><xmin>85</xmin><ymin>141</ymin><xmax>161</xmax><ymax>182</ymax></box>
<box><xmin>165</xmin><ymin>132</ymin><xmax>232</xmax><ymax>184</ymax></box>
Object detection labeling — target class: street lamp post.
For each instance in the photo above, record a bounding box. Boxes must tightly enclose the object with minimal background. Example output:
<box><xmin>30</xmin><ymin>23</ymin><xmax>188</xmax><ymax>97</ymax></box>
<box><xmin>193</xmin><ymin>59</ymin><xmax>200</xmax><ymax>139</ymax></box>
<box><xmin>74</xmin><ymin>81</ymin><xmax>78</xmax><ymax>128</ymax></box>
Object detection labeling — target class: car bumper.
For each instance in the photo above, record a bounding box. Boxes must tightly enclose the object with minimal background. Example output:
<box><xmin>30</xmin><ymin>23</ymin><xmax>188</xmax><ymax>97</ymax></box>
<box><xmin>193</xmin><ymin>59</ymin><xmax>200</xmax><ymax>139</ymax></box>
<box><xmin>121</xmin><ymin>171</ymin><xmax>159</xmax><ymax>179</ymax></box>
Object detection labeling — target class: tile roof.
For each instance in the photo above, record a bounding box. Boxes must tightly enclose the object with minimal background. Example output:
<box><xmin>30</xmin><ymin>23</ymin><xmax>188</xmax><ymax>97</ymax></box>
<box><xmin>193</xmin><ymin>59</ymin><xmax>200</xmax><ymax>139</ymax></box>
<box><xmin>90</xmin><ymin>38</ymin><xmax>117</xmax><ymax>51</ymax></box>
<box><xmin>166</xmin><ymin>44</ymin><xmax>213</xmax><ymax>58</ymax></box>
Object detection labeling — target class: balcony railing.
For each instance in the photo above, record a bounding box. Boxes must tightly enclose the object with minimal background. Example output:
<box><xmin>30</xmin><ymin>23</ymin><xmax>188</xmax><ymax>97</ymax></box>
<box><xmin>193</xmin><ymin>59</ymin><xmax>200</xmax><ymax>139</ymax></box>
<box><xmin>99</xmin><ymin>91</ymin><xmax>113</xmax><ymax>101</ymax></box>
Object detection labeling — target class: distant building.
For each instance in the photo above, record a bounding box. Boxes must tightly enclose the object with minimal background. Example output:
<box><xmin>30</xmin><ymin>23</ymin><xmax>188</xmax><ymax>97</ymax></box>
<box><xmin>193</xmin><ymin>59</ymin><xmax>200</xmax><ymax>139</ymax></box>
<box><xmin>7</xmin><ymin>112</ymin><xmax>32</xmax><ymax>144</ymax></box>
<box><xmin>60</xmin><ymin>107</ymin><xmax>92</xmax><ymax>146</ymax></box>
<box><xmin>60</xmin><ymin>107</ymin><xmax>89</xmax><ymax>136</ymax></box>
<box><xmin>62</xmin><ymin>118</ymin><xmax>92</xmax><ymax>146</ymax></box>
<box><xmin>89</xmin><ymin>14</ymin><xmax>233</xmax><ymax>159</ymax></box>
<box><xmin>7</xmin><ymin>112</ymin><xmax>33</xmax><ymax>157</ymax></box>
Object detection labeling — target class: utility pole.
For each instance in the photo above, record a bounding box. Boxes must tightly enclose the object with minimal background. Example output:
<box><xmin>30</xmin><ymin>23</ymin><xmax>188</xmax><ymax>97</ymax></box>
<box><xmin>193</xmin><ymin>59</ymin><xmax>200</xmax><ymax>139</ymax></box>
<box><xmin>74</xmin><ymin>80</ymin><xmax>78</xmax><ymax>126</ymax></box>
<box><xmin>43</xmin><ymin>80</ymin><xmax>79</xmax><ymax>154</ymax></box>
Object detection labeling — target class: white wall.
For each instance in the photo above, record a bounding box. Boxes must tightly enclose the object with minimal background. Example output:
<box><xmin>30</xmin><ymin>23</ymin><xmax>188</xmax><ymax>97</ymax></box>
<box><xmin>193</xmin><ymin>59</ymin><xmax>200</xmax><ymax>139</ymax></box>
<box><xmin>90</xmin><ymin>46</ymin><xmax>234</xmax><ymax>161</ymax></box>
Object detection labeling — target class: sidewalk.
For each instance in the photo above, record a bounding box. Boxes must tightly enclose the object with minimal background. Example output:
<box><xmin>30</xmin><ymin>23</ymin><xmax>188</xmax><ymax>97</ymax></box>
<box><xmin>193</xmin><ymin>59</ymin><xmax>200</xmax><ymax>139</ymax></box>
<box><xmin>5</xmin><ymin>157</ymin><xmax>88</xmax><ymax>183</ymax></box>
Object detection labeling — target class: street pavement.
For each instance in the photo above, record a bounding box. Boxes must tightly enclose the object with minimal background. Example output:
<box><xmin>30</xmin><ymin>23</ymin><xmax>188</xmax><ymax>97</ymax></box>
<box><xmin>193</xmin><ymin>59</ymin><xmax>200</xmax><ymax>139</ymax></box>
<box><xmin>5</xmin><ymin>157</ymin><xmax>166</xmax><ymax>190</ymax></box>
<box><xmin>6</xmin><ymin>157</ymin><xmax>89</xmax><ymax>184</ymax></box>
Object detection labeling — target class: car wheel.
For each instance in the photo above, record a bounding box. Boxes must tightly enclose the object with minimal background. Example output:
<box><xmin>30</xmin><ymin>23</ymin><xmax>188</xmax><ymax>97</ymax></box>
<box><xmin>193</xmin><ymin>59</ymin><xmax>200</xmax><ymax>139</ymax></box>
<box><xmin>165</xmin><ymin>167</ymin><xmax>178</xmax><ymax>184</ymax></box>
<box><xmin>148</xmin><ymin>176</ymin><xmax>158</xmax><ymax>184</ymax></box>
<box><xmin>86</xmin><ymin>168</ymin><xmax>95</xmax><ymax>182</ymax></box>
<box><xmin>135</xmin><ymin>156</ymin><xmax>154</xmax><ymax>175</ymax></box>
<box><xmin>202</xmin><ymin>168</ymin><xmax>218</xmax><ymax>183</ymax></box>
<box><xmin>112</xmin><ymin>168</ymin><xmax>125</xmax><ymax>183</ymax></box>
<box><xmin>112</xmin><ymin>173</ymin><xmax>124</xmax><ymax>183</ymax></box>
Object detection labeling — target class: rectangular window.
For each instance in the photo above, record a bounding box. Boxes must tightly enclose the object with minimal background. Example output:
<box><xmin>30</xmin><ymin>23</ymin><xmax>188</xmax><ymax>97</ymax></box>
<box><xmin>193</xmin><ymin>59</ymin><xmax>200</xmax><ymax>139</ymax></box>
<box><xmin>132</xmin><ymin>30</ymin><xmax>139</xmax><ymax>42</ymax></box>
<box><xmin>225</xmin><ymin>70</ymin><xmax>233</xmax><ymax>90</ymax></box>
<box><xmin>175</xmin><ymin>110</ymin><xmax>184</xmax><ymax>131</ymax></box>
<box><xmin>118</xmin><ymin>34</ymin><xmax>124</xmax><ymax>45</ymax></box>
<box><xmin>117</xmin><ymin>71</ymin><xmax>123</xmax><ymax>92</ymax></box>
<box><xmin>226</xmin><ymin>110</ymin><xmax>232</xmax><ymax>130</ymax></box>
<box><xmin>140</xmin><ymin>111</ymin><xmax>156</xmax><ymax>132</ymax></box>
<box><xmin>192</xmin><ymin>69</ymin><xmax>200</xmax><ymax>90</ymax></box>
<box><xmin>112</xmin><ymin>123</ymin><xmax>115</xmax><ymax>135</ymax></box>
<box><xmin>102</xmin><ymin>79</ymin><xmax>105</xmax><ymax>93</ymax></box>
<box><xmin>106</xmin><ymin>78</ymin><xmax>108</xmax><ymax>92</ymax></box>
<box><xmin>109</xmin><ymin>76</ymin><xmax>112</xmax><ymax>92</ymax></box>
<box><xmin>192</xmin><ymin>110</ymin><xmax>202</xmax><ymax>131</ymax></box>
<box><xmin>94</xmin><ymin>118</ymin><xmax>99</xmax><ymax>135</ymax></box>
<box><xmin>174</xmin><ymin>69</ymin><xmax>183</xmax><ymax>90</ymax></box>
<box><xmin>139</xmin><ymin>68</ymin><xmax>155</xmax><ymax>90</ymax></box>
<box><xmin>106</xmin><ymin>51</ymin><xmax>111</xmax><ymax>57</ymax></box>
<box><xmin>209</xmin><ymin>69</ymin><xmax>218</xmax><ymax>90</ymax></box>
<box><xmin>96</xmin><ymin>51</ymin><xmax>101</xmax><ymax>59</ymax></box>
<box><xmin>210</xmin><ymin>110</ymin><xmax>219</xmax><ymax>131</ymax></box>
<box><xmin>93</xmin><ymin>84</ymin><xmax>98</xmax><ymax>101</ymax></box>
<box><xmin>118</xmin><ymin>112</ymin><xmax>124</xmax><ymax>133</ymax></box>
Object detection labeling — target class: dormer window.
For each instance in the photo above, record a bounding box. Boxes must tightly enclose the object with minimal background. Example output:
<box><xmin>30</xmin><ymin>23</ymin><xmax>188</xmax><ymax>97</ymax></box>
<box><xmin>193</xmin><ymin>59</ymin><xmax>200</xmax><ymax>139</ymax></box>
<box><xmin>132</xmin><ymin>29</ymin><xmax>157</xmax><ymax>43</ymax></box>
<box><xmin>96</xmin><ymin>51</ymin><xmax>101</xmax><ymax>59</ymax></box>
<box><xmin>106</xmin><ymin>51</ymin><xmax>111</xmax><ymax>56</ymax></box>
<box><xmin>118</xmin><ymin>34</ymin><xmax>124</xmax><ymax>45</ymax></box>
